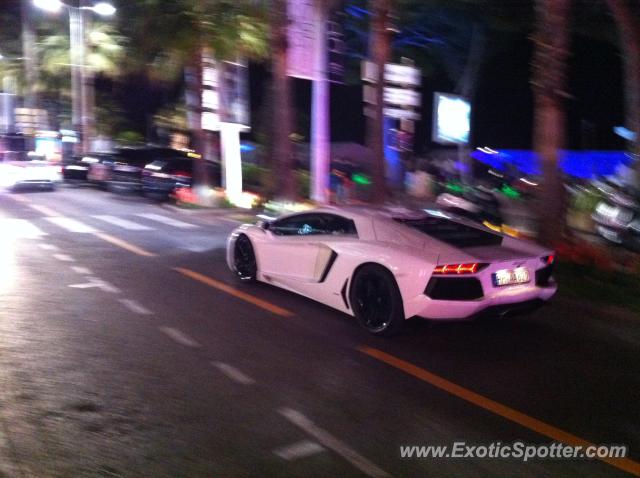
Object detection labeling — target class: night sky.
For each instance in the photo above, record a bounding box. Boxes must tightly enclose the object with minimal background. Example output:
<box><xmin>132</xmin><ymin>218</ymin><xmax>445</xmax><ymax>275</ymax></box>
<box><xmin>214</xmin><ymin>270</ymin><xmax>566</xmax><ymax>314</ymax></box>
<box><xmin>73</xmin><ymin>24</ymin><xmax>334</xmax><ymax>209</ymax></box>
<box><xmin>0</xmin><ymin>0</ymin><xmax>627</xmax><ymax>153</ymax></box>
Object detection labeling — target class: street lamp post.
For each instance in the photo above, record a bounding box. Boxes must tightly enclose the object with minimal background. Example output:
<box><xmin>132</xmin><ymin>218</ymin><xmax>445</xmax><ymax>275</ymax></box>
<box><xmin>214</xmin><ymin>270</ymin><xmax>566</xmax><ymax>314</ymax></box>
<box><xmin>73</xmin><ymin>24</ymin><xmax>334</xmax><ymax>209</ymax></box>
<box><xmin>33</xmin><ymin>0</ymin><xmax>115</xmax><ymax>154</ymax></box>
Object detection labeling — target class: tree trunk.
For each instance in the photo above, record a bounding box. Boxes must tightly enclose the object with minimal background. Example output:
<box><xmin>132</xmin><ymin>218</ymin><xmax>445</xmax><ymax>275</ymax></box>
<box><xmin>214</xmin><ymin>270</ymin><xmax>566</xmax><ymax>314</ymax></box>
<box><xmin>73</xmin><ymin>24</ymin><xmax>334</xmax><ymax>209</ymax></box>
<box><xmin>456</xmin><ymin>23</ymin><xmax>484</xmax><ymax>186</ymax></box>
<box><xmin>368</xmin><ymin>0</ymin><xmax>392</xmax><ymax>204</ymax></box>
<box><xmin>81</xmin><ymin>9</ymin><xmax>95</xmax><ymax>154</ymax></box>
<box><xmin>185</xmin><ymin>49</ymin><xmax>209</xmax><ymax>190</ymax></box>
<box><xmin>606</xmin><ymin>0</ymin><xmax>640</xmax><ymax>186</ymax></box>
<box><xmin>271</xmin><ymin>0</ymin><xmax>296</xmax><ymax>200</ymax></box>
<box><xmin>530</xmin><ymin>0</ymin><xmax>572</xmax><ymax>247</ymax></box>
<box><xmin>20</xmin><ymin>0</ymin><xmax>38</xmax><ymax>112</ymax></box>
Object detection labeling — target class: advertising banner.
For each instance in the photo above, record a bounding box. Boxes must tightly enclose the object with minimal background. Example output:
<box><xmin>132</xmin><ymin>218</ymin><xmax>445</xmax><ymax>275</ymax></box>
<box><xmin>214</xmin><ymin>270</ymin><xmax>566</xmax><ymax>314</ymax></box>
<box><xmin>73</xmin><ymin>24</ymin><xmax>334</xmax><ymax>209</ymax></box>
<box><xmin>432</xmin><ymin>93</ymin><xmax>471</xmax><ymax>144</ymax></box>
<box><xmin>287</xmin><ymin>0</ymin><xmax>316</xmax><ymax>79</ymax></box>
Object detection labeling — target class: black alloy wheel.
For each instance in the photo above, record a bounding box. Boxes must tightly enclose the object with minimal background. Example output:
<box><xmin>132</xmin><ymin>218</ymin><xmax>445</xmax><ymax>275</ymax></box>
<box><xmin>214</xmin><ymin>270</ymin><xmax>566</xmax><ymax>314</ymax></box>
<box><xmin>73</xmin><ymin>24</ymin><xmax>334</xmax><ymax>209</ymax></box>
<box><xmin>234</xmin><ymin>234</ymin><xmax>257</xmax><ymax>281</ymax></box>
<box><xmin>350</xmin><ymin>264</ymin><xmax>404</xmax><ymax>336</ymax></box>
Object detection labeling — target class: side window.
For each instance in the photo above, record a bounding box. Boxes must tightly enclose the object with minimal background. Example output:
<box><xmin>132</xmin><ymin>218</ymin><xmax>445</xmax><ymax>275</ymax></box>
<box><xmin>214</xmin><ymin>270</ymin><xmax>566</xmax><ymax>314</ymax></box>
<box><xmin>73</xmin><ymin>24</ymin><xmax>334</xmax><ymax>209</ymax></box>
<box><xmin>270</xmin><ymin>214</ymin><xmax>328</xmax><ymax>236</ymax></box>
<box><xmin>321</xmin><ymin>214</ymin><xmax>358</xmax><ymax>236</ymax></box>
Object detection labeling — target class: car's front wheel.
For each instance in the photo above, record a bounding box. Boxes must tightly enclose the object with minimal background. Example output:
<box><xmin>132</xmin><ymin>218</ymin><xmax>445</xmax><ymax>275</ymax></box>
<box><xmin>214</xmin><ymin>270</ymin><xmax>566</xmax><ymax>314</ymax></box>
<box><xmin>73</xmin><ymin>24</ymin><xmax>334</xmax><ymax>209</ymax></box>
<box><xmin>350</xmin><ymin>264</ymin><xmax>405</xmax><ymax>336</ymax></box>
<box><xmin>233</xmin><ymin>234</ymin><xmax>257</xmax><ymax>281</ymax></box>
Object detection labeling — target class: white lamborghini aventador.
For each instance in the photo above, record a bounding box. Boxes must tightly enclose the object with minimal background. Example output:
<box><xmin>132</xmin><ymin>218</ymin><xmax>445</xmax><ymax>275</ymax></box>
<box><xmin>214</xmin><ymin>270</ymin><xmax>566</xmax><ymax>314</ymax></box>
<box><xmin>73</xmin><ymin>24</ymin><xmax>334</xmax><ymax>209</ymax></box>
<box><xmin>227</xmin><ymin>207</ymin><xmax>557</xmax><ymax>335</ymax></box>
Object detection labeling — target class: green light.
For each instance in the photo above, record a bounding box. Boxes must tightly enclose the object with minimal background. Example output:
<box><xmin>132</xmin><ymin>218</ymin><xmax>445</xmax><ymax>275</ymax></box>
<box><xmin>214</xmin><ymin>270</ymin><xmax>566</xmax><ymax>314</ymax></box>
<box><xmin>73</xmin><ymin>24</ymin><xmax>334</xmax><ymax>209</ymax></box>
<box><xmin>352</xmin><ymin>173</ymin><xmax>371</xmax><ymax>185</ymax></box>
<box><xmin>501</xmin><ymin>184</ymin><xmax>521</xmax><ymax>199</ymax></box>
<box><xmin>445</xmin><ymin>182</ymin><xmax>465</xmax><ymax>194</ymax></box>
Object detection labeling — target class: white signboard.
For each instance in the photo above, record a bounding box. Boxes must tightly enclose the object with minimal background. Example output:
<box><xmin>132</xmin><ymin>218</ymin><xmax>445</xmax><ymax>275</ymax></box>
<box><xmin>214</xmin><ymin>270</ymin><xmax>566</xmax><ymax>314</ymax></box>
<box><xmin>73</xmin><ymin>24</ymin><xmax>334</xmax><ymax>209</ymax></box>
<box><xmin>364</xmin><ymin>106</ymin><xmax>421</xmax><ymax>121</ymax></box>
<box><xmin>384</xmin><ymin>63</ymin><xmax>421</xmax><ymax>86</ymax></box>
<box><xmin>364</xmin><ymin>86</ymin><xmax>421</xmax><ymax>107</ymax></box>
<box><xmin>287</xmin><ymin>0</ymin><xmax>315</xmax><ymax>79</ymax></box>
<box><xmin>432</xmin><ymin>93</ymin><xmax>471</xmax><ymax>144</ymax></box>
<box><xmin>383</xmin><ymin>87</ymin><xmax>421</xmax><ymax>107</ymax></box>
<box><xmin>383</xmin><ymin>107</ymin><xmax>421</xmax><ymax>121</ymax></box>
<box><xmin>361</xmin><ymin>61</ymin><xmax>421</xmax><ymax>87</ymax></box>
<box><xmin>201</xmin><ymin>53</ymin><xmax>220</xmax><ymax>131</ymax></box>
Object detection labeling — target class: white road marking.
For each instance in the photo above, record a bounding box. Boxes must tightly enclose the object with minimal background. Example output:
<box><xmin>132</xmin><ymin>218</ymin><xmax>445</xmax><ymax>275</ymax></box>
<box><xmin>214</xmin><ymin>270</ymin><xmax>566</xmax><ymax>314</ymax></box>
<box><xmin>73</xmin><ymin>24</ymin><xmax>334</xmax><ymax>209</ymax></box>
<box><xmin>93</xmin><ymin>215</ymin><xmax>152</xmax><ymax>231</ymax></box>
<box><xmin>279</xmin><ymin>408</ymin><xmax>391</xmax><ymax>478</ymax></box>
<box><xmin>53</xmin><ymin>253</ymin><xmax>75</xmax><ymax>262</ymax></box>
<box><xmin>71</xmin><ymin>266</ymin><xmax>93</xmax><ymax>275</ymax></box>
<box><xmin>68</xmin><ymin>276</ymin><xmax>120</xmax><ymax>293</ymax></box>
<box><xmin>118</xmin><ymin>298</ymin><xmax>153</xmax><ymax>315</ymax></box>
<box><xmin>8</xmin><ymin>194</ymin><xmax>29</xmax><ymax>203</ymax></box>
<box><xmin>273</xmin><ymin>440</ymin><xmax>325</xmax><ymax>461</ymax></box>
<box><xmin>136</xmin><ymin>213</ymin><xmax>198</xmax><ymax>229</ymax></box>
<box><xmin>158</xmin><ymin>326</ymin><xmax>201</xmax><ymax>348</ymax></box>
<box><xmin>211</xmin><ymin>362</ymin><xmax>256</xmax><ymax>385</ymax></box>
<box><xmin>45</xmin><ymin>216</ymin><xmax>98</xmax><ymax>233</ymax></box>
<box><xmin>0</xmin><ymin>218</ymin><xmax>47</xmax><ymax>239</ymax></box>
<box><xmin>38</xmin><ymin>243</ymin><xmax>58</xmax><ymax>251</ymax></box>
<box><xmin>29</xmin><ymin>204</ymin><xmax>59</xmax><ymax>216</ymax></box>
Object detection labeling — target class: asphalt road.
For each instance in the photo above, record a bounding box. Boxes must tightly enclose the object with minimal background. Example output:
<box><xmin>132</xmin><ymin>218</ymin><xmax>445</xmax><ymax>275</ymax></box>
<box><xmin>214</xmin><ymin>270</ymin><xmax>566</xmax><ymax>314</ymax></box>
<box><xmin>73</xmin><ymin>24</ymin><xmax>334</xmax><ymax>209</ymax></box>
<box><xmin>0</xmin><ymin>185</ymin><xmax>638</xmax><ymax>478</ymax></box>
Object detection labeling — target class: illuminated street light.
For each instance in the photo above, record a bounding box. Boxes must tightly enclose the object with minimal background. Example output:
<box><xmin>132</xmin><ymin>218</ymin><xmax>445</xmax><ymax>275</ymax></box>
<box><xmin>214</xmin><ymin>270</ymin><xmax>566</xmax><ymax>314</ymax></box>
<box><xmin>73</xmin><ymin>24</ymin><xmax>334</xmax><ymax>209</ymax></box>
<box><xmin>91</xmin><ymin>2</ymin><xmax>116</xmax><ymax>16</ymax></box>
<box><xmin>32</xmin><ymin>0</ymin><xmax>63</xmax><ymax>13</ymax></box>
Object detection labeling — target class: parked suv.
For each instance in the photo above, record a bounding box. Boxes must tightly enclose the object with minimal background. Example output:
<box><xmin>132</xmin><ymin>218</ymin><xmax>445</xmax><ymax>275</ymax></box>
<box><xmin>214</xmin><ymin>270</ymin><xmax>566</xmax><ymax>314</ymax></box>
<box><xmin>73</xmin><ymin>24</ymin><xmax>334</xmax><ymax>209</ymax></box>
<box><xmin>108</xmin><ymin>147</ymin><xmax>193</xmax><ymax>194</ymax></box>
<box><xmin>142</xmin><ymin>156</ymin><xmax>221</xmax><ymax>200</ymax></box>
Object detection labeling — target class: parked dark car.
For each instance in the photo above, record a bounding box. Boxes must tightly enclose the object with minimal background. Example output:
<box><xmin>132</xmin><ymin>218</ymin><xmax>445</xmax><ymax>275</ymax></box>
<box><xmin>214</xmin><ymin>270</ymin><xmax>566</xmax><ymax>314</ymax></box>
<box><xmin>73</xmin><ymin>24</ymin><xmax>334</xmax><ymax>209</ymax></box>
<box><xmin>592</xmin><ymin>187</ymin><xmax>640</xmax><ymax>252</ymax></box>
<box><xmin>62</xmin><ymin>152</ymin><xmax>116</xmax><ymax>185</ymax></box>
<box><xmin>107</xmin><ymin>147</ymin><xmax>195</xmax><ymax>194</ymax></box>
<box><xmin>141</xmin><ymin>156</ymin><xmax>221</xmax><ymax>200</ymax></box>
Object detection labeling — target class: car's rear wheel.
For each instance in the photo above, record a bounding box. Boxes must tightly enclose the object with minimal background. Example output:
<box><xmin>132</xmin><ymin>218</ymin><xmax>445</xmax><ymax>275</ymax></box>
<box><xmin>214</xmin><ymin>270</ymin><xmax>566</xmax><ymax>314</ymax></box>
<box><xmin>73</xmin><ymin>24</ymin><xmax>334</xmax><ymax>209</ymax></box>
<box><xmin>234</xmin><ymin>234</ymin><xmax>257</xmax><ymax>281</ymax></box>
<box><xmin>350</xmin><ymin>264</ymin><xmax>405</xmax><ymax>336</ymax></box>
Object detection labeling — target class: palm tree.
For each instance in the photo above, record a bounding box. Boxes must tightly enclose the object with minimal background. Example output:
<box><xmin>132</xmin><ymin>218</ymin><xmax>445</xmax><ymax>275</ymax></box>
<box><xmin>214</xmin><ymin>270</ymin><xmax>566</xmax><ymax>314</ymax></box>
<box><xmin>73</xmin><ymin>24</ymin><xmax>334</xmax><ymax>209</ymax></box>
<box><xmin>368</xmin><ymin>0</ymin><xmax>393</xmax><ymax>204</ymax></box>
<box><xmin>38</xmin><ymin>23</ymin><xmax>126</xmax><ymax>136</ymax></box>
<box><xmin>530</xmin><ymin>0</ymin><xmax>572</xmax><ymax>246</ymax></box>
<box><xmin>270</xmin><ymin>0</ymin><xmax>296</xmax><ymax>199</ymax></box>
<box><xmin>118</xmin><ymin>0</ymin><xmax>269</xmax><ymax>192</ymax></box>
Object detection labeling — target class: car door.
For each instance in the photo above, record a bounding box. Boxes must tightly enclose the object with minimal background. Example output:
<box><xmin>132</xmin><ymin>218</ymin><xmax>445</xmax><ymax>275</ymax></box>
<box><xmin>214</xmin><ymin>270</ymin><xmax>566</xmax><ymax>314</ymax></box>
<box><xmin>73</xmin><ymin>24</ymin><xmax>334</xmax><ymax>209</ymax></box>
<box><xmin>259</xmin><ymin>213</ymin><xmax>328</xmax><ymax>286</ymax></box>
<box><xmin>259</xmin><ymin>213</ymin><xmax>357</xmax><ymax>288</ymax></box>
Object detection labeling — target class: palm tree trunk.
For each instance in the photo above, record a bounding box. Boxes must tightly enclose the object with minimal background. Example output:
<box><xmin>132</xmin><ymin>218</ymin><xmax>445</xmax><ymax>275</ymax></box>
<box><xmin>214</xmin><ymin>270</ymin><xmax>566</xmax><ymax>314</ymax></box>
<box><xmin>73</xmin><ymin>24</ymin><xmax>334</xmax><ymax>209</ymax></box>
<box><xmin>606</xmin><ymin>0</ymin><xmax>640</xmax><ymax>184</ymax></box>
<box><xmin>185</xmin><ymin>49</ymin><xmax>209</xmax><ymax>191</ymax></box>
<box><xmin>20</xmin><ymin>0</ymin><xmax>38</xmax><ymax>112</ymax></box>
<box><xmin>271</xmin><ymin>0</ymin><xmax>296</xmax><ymax>200</ymax></box>
<box><xmin>81</xmin><ymin>11</ymin><xmax>95</xmax><ymax>154</ymax></box>
<box><xmin>530</xmin><ymin>0</ymin><xmax>572</xmax><ymax>247</ymax></box>
<box><xmin>368</xmin><ymin>0</ymin><xmax>392</xmax><ymax>204</ymax></box>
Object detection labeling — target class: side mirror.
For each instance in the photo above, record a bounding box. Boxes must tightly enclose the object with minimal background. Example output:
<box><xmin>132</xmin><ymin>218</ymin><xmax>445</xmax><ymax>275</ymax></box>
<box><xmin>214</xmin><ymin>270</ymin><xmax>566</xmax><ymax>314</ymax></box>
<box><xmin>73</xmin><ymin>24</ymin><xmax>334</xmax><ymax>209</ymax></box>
<box><xmin>257</xmin><ymin>220</ymin><xmax>270</xmax><ymax>231</ymax></box>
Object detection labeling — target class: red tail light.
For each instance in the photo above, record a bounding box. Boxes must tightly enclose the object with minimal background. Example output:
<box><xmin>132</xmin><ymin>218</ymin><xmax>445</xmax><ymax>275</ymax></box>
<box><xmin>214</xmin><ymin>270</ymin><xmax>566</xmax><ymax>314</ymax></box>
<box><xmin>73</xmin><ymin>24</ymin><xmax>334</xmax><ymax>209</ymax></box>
<box><xmin>432</xmin><ymin>263</ymin><xmax>487</xmax><ymax>275</ymax></box>
<box><xmin>541</xmin><ymin>254</ymin><xmax>555</xmax><ymax>265</ymax></box>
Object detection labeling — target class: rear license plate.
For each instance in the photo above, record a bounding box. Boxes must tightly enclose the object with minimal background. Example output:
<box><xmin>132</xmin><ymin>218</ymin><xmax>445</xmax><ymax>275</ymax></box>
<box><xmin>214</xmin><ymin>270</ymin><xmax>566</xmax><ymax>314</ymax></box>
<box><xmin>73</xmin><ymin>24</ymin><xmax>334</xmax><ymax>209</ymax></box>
<box><xmin>493</xmin><ymin>267</ymin><xmax>530</xmax><ymax>286</ymax></box>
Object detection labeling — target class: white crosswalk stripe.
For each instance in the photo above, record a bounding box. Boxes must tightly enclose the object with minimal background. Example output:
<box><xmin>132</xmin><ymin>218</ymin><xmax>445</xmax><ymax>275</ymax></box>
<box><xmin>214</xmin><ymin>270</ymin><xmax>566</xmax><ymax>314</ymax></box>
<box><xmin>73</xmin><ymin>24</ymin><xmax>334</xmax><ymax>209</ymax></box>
<box><xmin>93</xmin><ymin>215</ymin><xmax>152</xmax><ymax>231</ymax></box>
<box><xmin>136</xmin><ymin>213</ymin><xmax>198</xmax><ymax>229</ymax></box>
<box><xmin>0</xmin><ymin>218</ymin><xmax>47</xmax><ymax>239</ymax></box>
<box><xmin>45</xmin><ymin>216</ymin><xmax>98</xmax><ymax>233</ymax></box>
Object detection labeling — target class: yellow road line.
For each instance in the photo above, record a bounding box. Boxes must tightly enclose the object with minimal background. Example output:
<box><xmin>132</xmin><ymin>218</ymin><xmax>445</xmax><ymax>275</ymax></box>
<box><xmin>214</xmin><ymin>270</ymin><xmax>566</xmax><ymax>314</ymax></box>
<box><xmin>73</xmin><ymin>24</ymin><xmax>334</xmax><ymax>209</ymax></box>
<box><xmin>95</xmin><ymin>232</ymin><xmax>156</xmax><ymax>257</ymax></box>
<box><xmin>358</xmin><ymin>346</ymin><xmax>640</xmax><ymax>476</ymax></box>
<box><xmin>174</xmin><ymin>267</ymin><xmax>294</xmax><ymax>318</ymax></box>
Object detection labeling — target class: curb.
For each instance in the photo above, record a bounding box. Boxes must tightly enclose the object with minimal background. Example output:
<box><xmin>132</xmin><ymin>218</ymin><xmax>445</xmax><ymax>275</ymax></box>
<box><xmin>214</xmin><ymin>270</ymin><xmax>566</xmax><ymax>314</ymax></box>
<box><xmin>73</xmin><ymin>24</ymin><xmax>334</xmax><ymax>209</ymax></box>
<box><xmin>160</xmin><ymin>203</ymin><xmax>247</xmax><ymax>216</ymax></box>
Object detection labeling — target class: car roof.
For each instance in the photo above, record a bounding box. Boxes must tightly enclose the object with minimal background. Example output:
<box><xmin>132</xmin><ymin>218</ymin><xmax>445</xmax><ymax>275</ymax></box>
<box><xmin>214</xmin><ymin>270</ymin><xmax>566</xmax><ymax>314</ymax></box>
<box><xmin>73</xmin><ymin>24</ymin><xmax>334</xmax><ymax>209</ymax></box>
<box><xmin>310</xmin><ymin>205</ymin><xmax>427</xmax><ymax>221</ymax></box>
<box><xmin>281</xmin><ymin>205</ymin><xmax>501</xmax><ymax>244</ymax></box>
